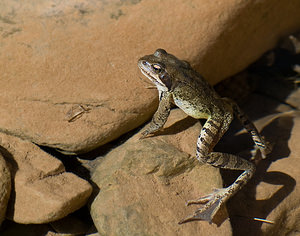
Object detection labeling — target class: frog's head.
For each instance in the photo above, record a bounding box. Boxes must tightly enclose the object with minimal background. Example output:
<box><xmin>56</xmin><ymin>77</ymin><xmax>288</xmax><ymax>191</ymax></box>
<box><xmin>138</xmin><ymin>49</ymin><xmax>190</xmax><ymax>92</ymax></box>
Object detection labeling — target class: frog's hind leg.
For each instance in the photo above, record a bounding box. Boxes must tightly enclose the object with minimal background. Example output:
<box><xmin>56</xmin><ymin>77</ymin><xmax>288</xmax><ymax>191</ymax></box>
<box><xmin>179</xmin><ymin>115</ymin><xmax>256</xmax><ymax>224</ymax></box>
<box><xmin>179</xmin><ymin>152</ymin><xmax>255</xmax><ymax>224</ymax></box>
<box><xmin>231</xmin><ymin>101</ymin><xmax>271</xmax><ymax>159</ymax></box>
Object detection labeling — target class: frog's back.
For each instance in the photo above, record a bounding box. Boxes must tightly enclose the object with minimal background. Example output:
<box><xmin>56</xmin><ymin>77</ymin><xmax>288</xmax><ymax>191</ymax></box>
<box><xmin>171</xmin><ymin>68</ymin><xmax>221</xmax><ymax>119</ymax></box>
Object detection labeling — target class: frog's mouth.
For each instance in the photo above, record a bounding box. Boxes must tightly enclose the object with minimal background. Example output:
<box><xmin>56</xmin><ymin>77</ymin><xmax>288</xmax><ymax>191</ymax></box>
<box><xmin>139</xmin><ymin>67</ymin><xmax>156</xmax><ymax>83</ymax></box>
<box><xmin>140</xmin><ymin>68</ymin><xmax>167</xmax><ymax>89</ymax></box>
<box><xmin>138</xmin><ymin>63</ymin><xmax>166</xmax><ymax>89</ymax></box>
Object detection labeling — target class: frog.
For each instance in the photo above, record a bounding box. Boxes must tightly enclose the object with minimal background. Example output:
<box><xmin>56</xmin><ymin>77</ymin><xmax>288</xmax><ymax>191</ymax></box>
<box><xmin>137</xmin><ymin>49</ymin><xmax>271</xmax><ymax>224</ymax></box>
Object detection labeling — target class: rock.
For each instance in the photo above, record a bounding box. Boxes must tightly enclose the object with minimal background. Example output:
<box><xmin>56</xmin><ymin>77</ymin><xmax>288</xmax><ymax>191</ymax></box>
<box><xmin>0</xmin><ymin>133</ymin><xmax>92</xmax><ymax>224</ymax></box>
<box><xmin>0</xmin><ymin>153</ymin><xmax>11</xmax><ymax>226</ymax></box>
<box><xmin>91</xmin><ymin>109</ymin><xmax>232</xmax><ymax>235</ymax></box>
<box><xmin>0</xmin><ymin>1</ymin><xmax>299</xmax><ymax>154</ymax></box>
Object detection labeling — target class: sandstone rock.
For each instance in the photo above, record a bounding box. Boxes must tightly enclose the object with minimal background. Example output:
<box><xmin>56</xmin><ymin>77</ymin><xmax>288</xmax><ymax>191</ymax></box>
<box><xmin>0</xmin><ymin>153</ymin><xmax>11</xmax><ymax>226</ymax></box>
<box><xmin>0</xmin><ymin>0</ymin><xmax>299</xmax><ymax>154</ymax></box>
<box><xmin>91</xmin><ymin>109</ymin><xmax>232</xmax><ymax>236</ymax></box>
<box><xmin>0</xmin><ymin>133</ymin><xmax>92</xmax><ymax>224</ymax></box>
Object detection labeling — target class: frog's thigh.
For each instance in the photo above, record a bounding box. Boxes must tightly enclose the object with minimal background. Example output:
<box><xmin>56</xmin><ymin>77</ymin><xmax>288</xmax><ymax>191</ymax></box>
<box><xmin>195</xmin><ymin>115</ymin><xmax>231</xmax><ymax>163</ymax></box>
<box><xmin>196</xmin><ymin>116</ymin><xmax>254</xmax><ymax>172</ymax></box>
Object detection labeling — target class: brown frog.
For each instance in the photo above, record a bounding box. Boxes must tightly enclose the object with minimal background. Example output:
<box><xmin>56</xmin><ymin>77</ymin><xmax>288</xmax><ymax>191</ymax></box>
<box><xmin>138</xmin><ymin>49</ymin><xmax>270</xmax><ymax>224</ymax></box>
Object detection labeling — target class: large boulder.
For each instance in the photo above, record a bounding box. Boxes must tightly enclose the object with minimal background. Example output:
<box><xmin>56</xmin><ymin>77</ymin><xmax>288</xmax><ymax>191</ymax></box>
<box><xmin>91</xmin><ymin>109</ymin><xmax>232</xmax><ymax>235</ymax></box>
<box><xmin>0</xmin><ymin>0</ymin><xmax>299</xmax><ymax>154</ymax></box>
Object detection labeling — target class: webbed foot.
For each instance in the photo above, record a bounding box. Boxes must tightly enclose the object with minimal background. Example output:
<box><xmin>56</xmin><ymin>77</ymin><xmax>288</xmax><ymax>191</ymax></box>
<box><xmin>139</xmin><ymin>129</ymin><xmax>155</xmax><ymax>140</ymax></box>
<box><xmin>251</xmin><ymin>138</ymin><xmax>273</xmax><ymax>160</ymax></box>
<box><xmin>139</xmin><ymin>130</ymin><xmax>150</xmax><ymax>140</ymax></box>
<box><xmin>178</xmin><ymin>188</ymin><xmax>228</xmax><ymax>224</ymax></box>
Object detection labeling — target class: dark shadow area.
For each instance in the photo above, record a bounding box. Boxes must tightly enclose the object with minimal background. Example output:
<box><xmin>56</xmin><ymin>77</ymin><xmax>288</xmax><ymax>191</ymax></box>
<box><xmin>0</xmin><ymin>146</ymin><xmax>18</xmax><ymax>222</ymax></box>
<box><xmin>248</xmin><ymin>47</ymin><xmax>300</xmax><ymax>107</ymax></box>
<box><xmin>216</xmin><ymin>46</ymin><xmax>300</xmax><ymax>118</ymax></box>
<box><xmin>39</xmin><ymin>123</ymin><xmax>142</xmax><ymax>178</ymax></box>
<box><xmin>40</xmin><ymin>145</ymin><xmax>92</xmax><ymax>180</ymax></box>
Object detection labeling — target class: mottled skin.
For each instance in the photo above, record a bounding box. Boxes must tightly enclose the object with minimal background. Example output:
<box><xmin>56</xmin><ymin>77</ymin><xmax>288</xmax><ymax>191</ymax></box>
<box><xmin>138</xmin><ymin>49</ymin><xmax>271</xmax><ymax>224</ymax></box>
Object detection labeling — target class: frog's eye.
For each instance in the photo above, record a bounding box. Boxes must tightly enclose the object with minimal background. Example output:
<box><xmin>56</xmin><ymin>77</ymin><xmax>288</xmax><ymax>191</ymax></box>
<box><xmin>152</xmin><ymin>64</ymin><xmax>162</xmax><ymax>73</ymax></box>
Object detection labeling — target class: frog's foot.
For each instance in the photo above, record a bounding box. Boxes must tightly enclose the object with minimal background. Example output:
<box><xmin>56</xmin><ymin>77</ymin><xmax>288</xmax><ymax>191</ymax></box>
<box><xmin>178</xmin><ymin>188</ymin><xmax>228</xmax><ymax>224</ymax></box>
<box><xmin>139</xmin><ymin>129</ymin><xmax>154</xmax><ymax>140</ymax></box>
<box><xmin>139</xmin><ymin>130</ymin><xmax>149</xmax><ymax>140</ymax></box>
<box><xmin>250</xmin><ymin>139</ymin><xmax>273</xmax><ymax>160</ymax></box>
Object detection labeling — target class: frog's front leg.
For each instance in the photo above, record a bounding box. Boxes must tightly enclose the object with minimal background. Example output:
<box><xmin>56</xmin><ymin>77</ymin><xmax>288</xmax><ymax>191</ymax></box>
<box><xmin>140</xmin><ymin>92</ymin><xmax>172</xmax><ymax>139</ymax></box>
<box><xmin>179</xmin><ymin>114</ymin><xmax>256</xmax><ymax>224</ymax></box>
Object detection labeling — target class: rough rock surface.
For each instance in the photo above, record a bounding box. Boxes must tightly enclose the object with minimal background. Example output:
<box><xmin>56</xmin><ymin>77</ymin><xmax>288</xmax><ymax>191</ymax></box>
<box><xmin>0</xmin><ymin>133</ymin><xmax>92</xmax><ymax>224</ymax></box>
<box><xmin>0</xmin><ymin>0</ymin><xmax>300</xmax><ymax>154</ymax></box>
<box><xmin>0</xmin><ymin>153</ymin><xmax>11</xmax><ymax>226</ymax></box>
<box><xmin>91</xmin><ymin>109</ymin><xmax>232</xmax><ymax>236</ymax></box>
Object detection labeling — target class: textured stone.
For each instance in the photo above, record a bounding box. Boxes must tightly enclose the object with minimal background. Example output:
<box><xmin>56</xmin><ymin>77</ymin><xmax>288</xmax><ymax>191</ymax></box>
<box><xmin>0</xmin><ymin>0</ymin><xmax>299</xmax><ymax>154</ymax></box>
<box><xmin>91</xmin><ymin>109</ymin><xmax>232</xmax><ymax>236</ymax></box>
<box><xmin>0</xmin><ymin>133</ymin><xmax>92</xmax><ymax>224</ymax></box>
<box><xmin>0</xmin><ymin>153</ymin><xmax>11</xmax><ymax>226</ymax></box>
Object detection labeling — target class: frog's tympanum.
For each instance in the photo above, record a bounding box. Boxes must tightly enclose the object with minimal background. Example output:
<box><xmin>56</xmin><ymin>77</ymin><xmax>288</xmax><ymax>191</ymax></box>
<box><xmin>138</xmin><ymin>49</ymin><xmax>270</xmax><ymax>224</ymax></box>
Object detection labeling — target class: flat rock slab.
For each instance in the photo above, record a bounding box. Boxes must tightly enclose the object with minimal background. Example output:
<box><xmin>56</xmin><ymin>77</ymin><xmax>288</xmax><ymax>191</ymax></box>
<box><xmin>91</xmin><ymin>109</ymin><xmax>232</xmax><ymax>235</ymax></box>
<box><xmin>1</xmin><ymin>0</ymin><xmax>300</xmax><ymax>154</ymax></box>
<box><xmin>0</xmin><ymin>133</ymin><xmax>92</xmax><ymax>224</ymax></box>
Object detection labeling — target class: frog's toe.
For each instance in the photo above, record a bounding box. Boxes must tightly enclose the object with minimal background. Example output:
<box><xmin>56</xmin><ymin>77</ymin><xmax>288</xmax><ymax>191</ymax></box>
<box><xmin>139</xmin><ymin>130</ymin><xmax>150</xmax><ymax>140</ymax></box>
<box><xmin>179</xmin><ymin>188</ymin><xmax>227</xmax><ymax>224</ymax></box>
<box><xmin>185</xmin><ymin>193</ymin><xmax>212</xmax><ymax>206</ymax></box>
<box><xmin>250</xmin><ymin>141</ymin><xmax>272</xmax><ymax>160</ymax></box>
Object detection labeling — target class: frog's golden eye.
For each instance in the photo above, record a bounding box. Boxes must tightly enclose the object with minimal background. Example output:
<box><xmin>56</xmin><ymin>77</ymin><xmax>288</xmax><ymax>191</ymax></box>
<box><xmin>152</xmin><ymin>64</ymin><xmax>162</xmax><ymax>73</ymax></box>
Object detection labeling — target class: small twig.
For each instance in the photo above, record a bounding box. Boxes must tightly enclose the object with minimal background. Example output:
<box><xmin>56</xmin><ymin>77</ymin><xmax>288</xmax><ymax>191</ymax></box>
<box><xmin>235</xmin><ymin>215</ymin><xmax>275</xmax><ymax>225</ymax></box>
<box><xmin>66</xmin><ymin>104</ymin><xmax>91</xmax><ymax>122</ymax></box>
<box><xmin>253</xmin><ymin>217</ymin><xmax>275</xmax><ymax>224</ymax></box>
